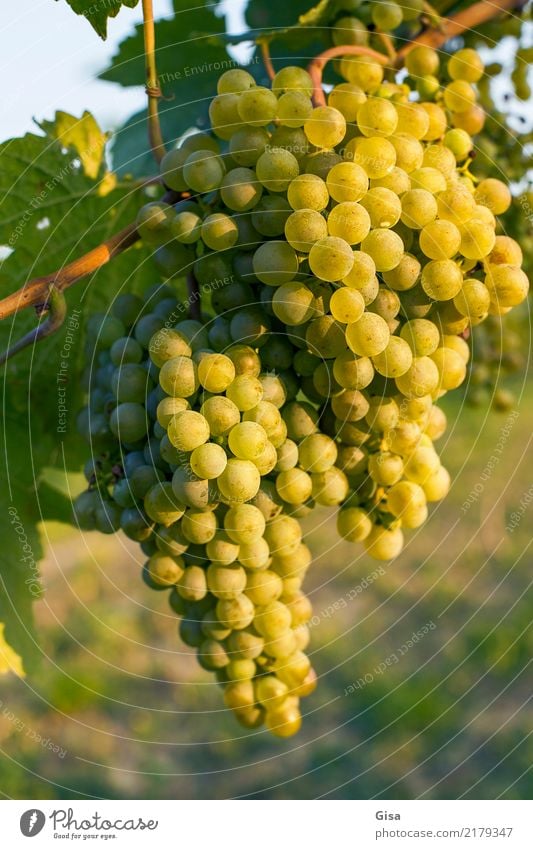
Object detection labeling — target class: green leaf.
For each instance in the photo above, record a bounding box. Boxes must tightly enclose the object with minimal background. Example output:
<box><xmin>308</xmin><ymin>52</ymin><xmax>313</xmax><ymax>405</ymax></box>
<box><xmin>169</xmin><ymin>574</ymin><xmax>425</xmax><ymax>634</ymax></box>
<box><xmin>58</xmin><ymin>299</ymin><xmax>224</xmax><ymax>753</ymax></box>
<box><xmin>100</xmin><ymin>0</ymin><xmax>230</xmax><ymax>176</ymax></box>
<box><xmin>246</xmin><ymin>0</ymin><xmax>315</xmax><ymax>30</ymax></box>
<box><xmin>58</xmin><ymin>0</ymin><xmax>140</xmax><ymax>40</ymax></box>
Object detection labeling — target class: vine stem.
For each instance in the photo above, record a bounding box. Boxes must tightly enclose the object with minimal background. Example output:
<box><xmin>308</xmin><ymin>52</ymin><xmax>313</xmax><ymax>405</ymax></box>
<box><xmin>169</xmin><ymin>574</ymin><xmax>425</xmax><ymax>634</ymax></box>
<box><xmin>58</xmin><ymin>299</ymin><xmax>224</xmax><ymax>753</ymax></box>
<box><xmin>308</xmin><ymin>45</ymin><xmax>390</xmax><ymax>106</ymax></box>
<box><xmin>142</xmin><ymin>0</ymin><xmax>166</xmax><ymax>164</ymax></box>
<box><xmin>0</xmin><ymin>288</ymin><xmax>67</xmax><ymax>366</ymax></box>
<box><xmin>258</xmin><ymin>39</ymin><xmax>275</xmax><ymax>81</ymax></box>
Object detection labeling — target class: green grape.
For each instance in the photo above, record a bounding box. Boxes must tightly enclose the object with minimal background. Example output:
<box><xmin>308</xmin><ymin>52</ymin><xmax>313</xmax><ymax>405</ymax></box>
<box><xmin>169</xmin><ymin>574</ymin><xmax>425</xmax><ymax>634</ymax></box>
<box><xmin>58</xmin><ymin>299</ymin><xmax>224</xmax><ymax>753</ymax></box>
<box><xmin>368</xmin><ymin>451</ymin><xmax>404</xmax><ymax>486</ymax></box>
<box><xmin>129</xmin><ymin>465</ymin><xmax>164</xmax><ymax>499</ymax></box>
<box><xmin>405</xmin><ymin>45</ymin><xmax>439</xmax><ymax>77</ymax></box>
<box><xmin>421</xmin><ymin>260</ymin><xmax>463</xmax><ymax>301</ymax></box>
<box><xmin>253</xmin><ymin>241</ymin><xmax>299</xmax><ymax>285</ymax></box>
<box><xmin>159</xmin><ymin>356</ymin><xmax>198</xmax><ymax>398</ymax></box>
<box><xmin>272</xmin><ymin>281</ymin><xmax>315</xmax><ymax>325</ymax></box>
<box><xmin>216</xmin><ymin>594</ymin><xmax>255</xmax><ymax>630</ymax></box>
<box><xmin>245</xmin><ymin>570</ymin><xmax>283</xmax><ymax>606</ymax></box>
<box><xmin>327</xmin><ymin>202</ymin><xmax>371</xmax><ymax>245</ymax></box>
<box><xmin>422</xmin><ymin>144</ymin><xmax>456</xmax><ymax>177</ymax></box>
<box><xmin>207</xmin><ymin>563</ymin><xmax>247</xmax><ymax>599</ymax></box>
<box><xmin>254</xmin><ymin>440</ymin><xmax>278</xmax><ymax>475</ymax></box>
<box><xmin>423</xmin><ymin>465</ymin><xmax>451</xmax><ymax>501</ymax></box>
<box><xmin>364</xmin><ymin>525</ymin><xmax>404</xmax><ymax>560</ymax></box>
<box><xmin>360</xmin><ymin>228</ymin><xmax>404</xmax><ymax>271</ymax></box>
<box><xmin>272</xmin><ymin>66</ymin><xmax>313</xmax><ymax>96</ymax></box>
<box><xmin>382</xmin><ymin>253</ymin><xmax>420</xmax><ymax>291</ymax></box>
<box><xmin>226</xmin><ymin>629</ymin><xmax>264</xmax><ymax>661</ymax></box>
<box><xmin>400</xmin><ymin>189</ymin><xmax>438</xmax><ymax>229</ymax></box>
<box><xmin>206</xmin><ymin>533</ymin><xmax>239</xmax><ymax>567</ymax></box>
<box><xmin>149</xmin><ymin>329</ymin><xmax>191</xmax><ymax>367</ymax></box>
<box><xmin>311</xmin><ymin>466</ymin><xmax>349</xmax><ymax>505</ymax></box>
<box><xmin>459</xmin><ymin>220</ymin><xmax>496</xmax><ymax>260</ymax></box>
<box><xmin>177</xmin><ymin>565</ymin><xmax>208</xmax><ymax>602</ymax></box>
<box><xmin>297</xmin><ymin>433</ymin><xmax>337</xmax><ymax>473</ymax></box>
<box><xmin>419</xmin><ymin>220</ymin><xmax>461</xmax><ymax>260</ymax></box>
<box><xmin>135</xmin><ymin>202</ymin><xmax>174</xmax><ymax>244</ymax></box>
<box><xmin>485</xmin><ymin>266</ymin><xmax>529</xmax><ymax>308</ymax></box>
<box><xmin>346</xmin><ymin>312</ymin><xmax>390</xmax><ymax>356</ymax></box>
<box><xmin>183</xmin><ymin>150</ymin><xmax>225</xmax><ymax>192</ymax></box>
<box><xmin>340</xmin><ymin>55</ymin><xmax>384</xmax><ymax>91</ymax></box>
<box><xmin>229</xmin><ymin>126</ymin><xmax>269</xmax><ymax>166</ymax></box>
<box><xmin>285</xmin><ymin>209</ymin><xmax>328</xmax><ymax>252</ymax></box>
<box><xmin>237</xmin><ymin>86</ymin><xmax>278</xmax><ymax>126</ymax></box>
<box><xmin>270</xmin><ymin>125</ymin><xmax>309</xmax><ymax>159</ymax></box>
<box><xmin>200</xmin><ymin>213</ymin><xmax>238</xmax><ymax>251</ymax></box>
<box><xmin>348</xmin><ymin>137</ymin><xmax>396</xmax><ymax>179</ymax></box>
<box><xmin>155</xmin><ymin>396</ymin><xmax>188</xmax><ymax>428</ymax></box>
<box><xmin>448</xmin><ymin>48</ymin><xmax>484</xmax><ymax>83</ymax></box>
<box><xmin>189</xmin><ymin>442</ymin><xmax>227</xmax><ymax>480</ymax></box>
<box><xmin>147</xmin><ymin>552</ymin><xmax>185</xmax><ymax>587</ymax></box>
<box><xmin>333</xmin><ymin>350</ymin><xmax>374</xmax><ymax>390</ymax></box>
<box><xmin>444</xmin><ymin>80</ymin><xmax>476</xmax><ymax>113</ymax></box>
<box><xmin>159</xmin><ymin>148</ymin><xmax>189</xmax><ymax>191</ymax></box>
<box><xmin>304</xmin><ymin>149</ymin><xmax>343</xmax><ymax>179</ymax></box>
<box><xmin>390</xmin><ymin>134</ymin><xmax>423</xmax><ymax>173</ymax></box>
<box><xmin>329</xmin><ymin>287</ymin><xmax>365</xmax><ymax>323</ymax></box>
<box><xmin>360</xmin><ymin>188</ymin><xmax>401</xmax><ymax>229</ymax></box>
<box><xmin>237</xmin><ymin>537</ymin><xmax>271</xmax><ymax>570</ymax></box>
<box><xmin>431</xmin><ymin>346</ymin><xmax>467</xmax><ymax>390</ymax></box>
<box><xmin>111</xmin><ymin>364</ymin><xmax>151</xmax><ymax>404</ymax></box>
<box><xmin>371</xmin><ymin>166</ymin><xmax>411</xmax><ymax>194</ymax></box>
<box><xmin>365</xmin><ymin>396</ymin><xmax>399</xmax><ymax>432</ymax></box>
<box><xmin>277</xmin><ymin>90</ymin><xmax>313</xmax><ymax>128</ymax></box>
<box><xmin>201</xmin><ymin>396</ymin><xmax>240</xmax><ymax>437</ymax></box>
<box><xmin>287</xmin><ymin>174</ymin><xmax>329</xmax><ymax>211</ymax></box>
<box><xmin>224</xmin><ymin>375</ymin><xmax>262</xmax><ymax>412</ymax></box>
<box><xmin>264</xmin><ymin>514</ymin><xmax>302</xmax><ymax>558</ymax></box>
<box><xmin>304</xmin><ymin>106</ymin><xmax>346</xmax><ymax>148</ymax></box>
<box><xmin>209</xmin><ymin>93</ymin><xmax>243</xmax><ymax>140</ymax></box>
<box><xmin>244</xmin><ymin>400</ymin><xmax>282</xmax><ymax>436</ymax></box>
<box><xmin>451</xmin><ymin>104</ymin><xmax>485</xmax><ymax>135</ymax></box>
<box><xmin>306</xmin><ymin>315</ymin><xmax>346</xmax><ymax>358</ymax></box>
<box><xmin>217</xmin><ymin>68</ymin><xmax>256</xmax><ymax>94</ymax></box>
<box><xmin>228</xmin><ymin>421</ymin><xmax>269</xmax><ymax>461</ymax></box>
<box><xmin>181</xmin><ymin>133</ymin><xmax>220</xmax><ymax>156</ymax></box>
<box><xmin>109</xmin><ymin>402</ymin><xmax>148</xmax><ymax>443</ymax></box>
<box><xmin>337</xmin><ymin>506</ymin><xmax>372</xmax><ymax>541</ymax></box>
<box><xmin>217</xmin><ymin>458</ymin><xmax>261</xmax><ymax>503</ymax></box>
<box><xmin>144</xmin><ymin>482</ymin><xmax>185</xmax><ymax>526</ymax></box>
<box><xmin>328</xmin><ymin>83</ymin><xmax>367</xmax><ymax>121</ymax></box>
<box><xmin>437</xmin><ymin>186</ymin><xmax>476</xmax><ymax>225</ymax></box>
<box><xmin>227</xmin><ymin>345</ymin><xmax>262</xmax><ymax>377</ymax></box>
<box><xmin>372</xmin><ymin>336</ymin><xmax>413</xmax><ymax>377</ymax></box>
<box><xmin>395</xmin><ymin>356</ymin><xmax>439</xmax><ymax>397</ymax></box>
<box><xmin>220</xmin><ymin>167</ymin><xmax>263</xmax><ymax>211</ymax></box>
<box><xmin>256</xmin><ymin>148</ymin><xmax>300</xmax><ymax>193</ymax></box>
<box><xmin>419</xmin><ymin>103</ymin><xmax>447</xmax><ymax>141</ymax></box>
<box><xmin>181</xmin><ymin>510</ymin><xmax>217</xmax><ymax>544</ymax></box>
<box><xmin>309</xmin><ymin>236</ymin><xmax>354</xmax><ymax>282</ymax></box>
<box><xmin>111</xmin><ymin>293</ymin><xmax>143</xmax><ymax>328</ymax></box>
<box><xmin>230</xmin><ymin>308</ymin><xmax>270</xmax><ymax>347</ymax></box>
<box><xmin>357</xmin><ymin>98</ymin><xmax>398</xmax><ymax>137</ymax></box>
<box><xmin>251</xmin><ymin>196</ymin><xmax>292</xmax><ymax>237</ymax></box>
<box><xmin>167</xmin><ymin>410</ymin><xmax>210</xmax><ymax>452</ymax></box>
<box><xmin>254</xmin><ymin>600</ymin><xmax>292</xmax><ymax>639</ymax></box>
<box><xmin>489</xmin><ymin>236</ymin><xmax>522</xmax><ymax>266</ymax></box>
<box><xmin>331</xmin><ymin>388</ymin><xmax>369</xmax><ymax>422</ymax></box>
<box><xmin>275</xmin><ymin>439</ymin><xmax>299</xmax><ymax>472</ymax></box>
<box><xmin>342</xmin><ymin>251</ymin><xmax>377</xmax><ymax>299</ymax></box>
<box><xmin>452</xmin><ymin>278</ymin><xmax>490</xmax><ymax>318</ymax></box>
<box><xmin>410</xmin><ymin>167</ymin><xmax>447</xmax><ymax>194</ymax></box>
<box><xmin>444</xmin><ymin>128</ymin><xmax>472</xmax><ymax>162</ymax></box>
<box><xmin>197</xmin><ymin>353</ymin><xmax>235</xmax><ymax>393</ymax></box>
<box><xmin>174</xmin><ymin>319</ymin><xmax>210</xmax><ymax>352</ymax></box>
<box><xmin>276</xmin><ymin>468</ymin><xmax>313</xmax><ymax>504</ymax></box>
<box><xmin>198</xmin><ymin>639</ymin><xmax>230</xmax><ymax>671</ymax></box>
<box><xmin>395</xmin><ymin>101</ymin><xmax>430</xmax><ymax>138</ymax></box>
<box><xmin>332</xmin><ymin>16</ymin><xmax>369</xmax><ymax>47</ymax></box>
<box><xmin>400</xmin><ymin>319</ymin><xmax>440</xmax><ymax>356</ymax></box>
<box><xmin>372</xmin><ymin>0</ymin><xmax>403</xmax><ymax>29</ymax></box>
<box><xmin>403</xmin><ymin>445</ymin><xmax>440</xmax><ymax>485</ymax></box>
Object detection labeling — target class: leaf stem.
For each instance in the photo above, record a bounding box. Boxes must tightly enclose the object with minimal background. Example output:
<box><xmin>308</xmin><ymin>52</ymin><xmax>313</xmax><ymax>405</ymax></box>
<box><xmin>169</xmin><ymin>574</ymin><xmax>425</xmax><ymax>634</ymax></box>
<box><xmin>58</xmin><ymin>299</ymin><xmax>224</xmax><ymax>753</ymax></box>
<box><xmin>142</xmin><ymin>0</ymin><xmax>166</xmax><ymax>164</ymax></box>
<box><xmin>258</xmin><ymin>38</ymin><xmax>275</xmax><ymax>81</ymax></box>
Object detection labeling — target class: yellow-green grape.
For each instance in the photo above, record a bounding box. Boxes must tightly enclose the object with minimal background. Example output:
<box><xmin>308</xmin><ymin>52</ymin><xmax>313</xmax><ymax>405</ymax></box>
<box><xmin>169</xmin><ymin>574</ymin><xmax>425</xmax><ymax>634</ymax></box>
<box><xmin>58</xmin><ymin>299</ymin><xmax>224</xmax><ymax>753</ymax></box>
<box><xmin>285</xmin><ymin>209</ymin><xmax>328</xmax><ymax>252</ymax></box>
<box><xmin>217</xmin><ymin>458</ymin><xmax>261</xmax><ymax>503</ymax></box>
<box><xmin>400</xmin><ymin>189</ymin><xmax>438</xmax><ymax>229</ymax></box>
<box><xmin>182</xmin><ymin>150</ymin><xmax>225</xmax><ymax>192</ymax></box>
<box><xmin>253</xmin><ymin>240</ymin><xmax>299</xmax><ymax>285</ymax></box>
<box><xmin>224</xmin><ymin>503</ymin><xmax>266</xmax><ymax>544</ymax></box>
<box><xmin>306</xmin><ymin>315</ymin><xmax>346</xmax><ymax>358</ymax></box>
<box><xmin>228</xmin><ymin>421</ymin><xmax>268</xmax><ymax>461</ymax></box>
<box><xmin>309</xmin><ymin>236</ymin><xmax>354</xmax><ymax>282</ymax></box>
<box><xmin>471</xmin><ymin>204</ymin><xmax>496</xmax><ymax>229</ymax></box>
<box><xmin>364</xmin><ymin>525</ymin><xmax>404</xmax><ymax>560</ymax></box>
<box><xmin>330</xmin><ymin>287</ymin><xmax>365</xmax><ymax>324</ymax></box>
<box><xmin>167</xmin><ymin>410</ymin><xmax>210</xmax><ymax>451</ymax></box>
<box><xmin>346</xmin><ymin>312</ymin><xmax>390</xmax><ymax>356</ymax></box>
<box><xmin>423</xmin><ymin>465</ymin><xmax>451</xmax><ymax>501</ymax></box>
<box><xmin>441</xmin><ymin>334</ymin><xmax>469</xmax><ymax>364</ymax></box>
<box><xmin>190</xmin><ymin>442</ymin><xmax>228</xmax><ymax>479</ymax></box>
<box><xmin>277</xmin><ymin>90</ymin><xmax>313</xmax><ymax>127</ymax></box>
<box><xmin>207</xmin><ymin>563</ymin><xmax>247</xmax><ymax>599</ymax></box>
<box><xmin>275</xmin><ymin>439</ymin><xmax>299</xmax><ymax>472</ymax></box>
<box><xmin>206</xmin><ymin>533</ymin><xmax>240</xmax><ymax>566</ymax></box>
<box><xmin>197</xmin><ymin>353</ymin><xmax>235</xmax><ymax>393</ymax></box>
<box><xmin>372</xmin><ymin>0</ymin><xmax>403</xmax><ymax>28</ymax></box>
<box><xmin>342</xmin><ymin>250</ymin><xmax>377</xmax><ymax>295</ymax></box>
<box><xmin>171</xmin><ymin>209</ymin><xmax>202</xmax><ymax>243</ymax></box>
<box><xmin>225</xmin><ymin>658</ymin><xmax>256</xmax><ymax>681</ymax></box>
<box><xmin>216</xmin><ymin>594</ymin><xmax>255</xmax><ymax>630</ymax></box>
<box><xmin>340</xmin><ymin>55</ymin><xmax>384</xmax><ymax>91</ymax></box>
<box><xmin>256</xmin><ymin>148</ymin><xmax>300</xmax><ymax>193</ymax></box>
<box><xmin>489</xmin><ymin>236</ymin><xmax>522</xmax><ymax>266</ymax></box>
<box><xmin>387</xmin><ymin>478</ymin><xmax>426</xmax><ymax>517</ymax></box>
<box><xmin>264</xmin><ymin>514</ymin><xmax>302</xmax><ymax>558</ymax></box>
<box><xmin>181</xmin><ymin>509</ymin><xmax>217</xmax><ymax>544</ymax></box>
<box><xmin>337</xmin><ymin>507</ymin><xmax>372</xmax><ymax>541</ymax></box>
<box><xmin>201</xmin><ymin>396</ymin><xmax>240</xmax><ymax>437</ymax></box>
<box><xmin>382</xmin><ymin>253</ymin><xmax>420</xmax><ymax>291</ymax></box>
<box><xmin>424</xmin><ymin>406</ymin><xmax>447</xmax><ymax>441</ymax></box>
<box><xmin>386</xmin><ymin>420</ymin><xmax>421</xmax><ymax>454</ymax></box>
<box><xmin>419</xmin><ymin>220</ymin><xmax>461</xmax><ymax>260</ymax></box>
<box><xmin>368</xmin><ymin>449</ymin><xmax>403</xmax><ymax>485</ymax></box>
<box><xmin>276</xmin><ymin>468</ymin><xmax>313</xmax><ymax>504</ymax></box>
<box><xmin>311</xmin><ymin>466</ymin><xmax>349</xmax><ymax>505</ymax></box>
<box><xmin>254</xmin><ymin>600</ymin><xmax>292</xmax><ymax>639</ymax></box>
<box><xmin>451</xmin><ymin>104</ymin><xmax>485</xmax><ymax>134</ymax></box>
<box><xmin>328</xmin><ymin>82</ymin><xmax>366</xmax><ymax>121</ymax></box>
<box><xmin>238</xmin><ymin>537</ymin><xmax>271</xmax><ymax>570</ymax></box>
<box><xmin>360</xmin><ymin>188</ymin><xmax>401</xmax><ymax>229</ymax></box>
<box><xmin>304</xmin><ymin>106</ymin><xmax>346</xmax><ymax>148</ymax></box>
<box><xmin>365</xmin><ymin>396</ymin><xmax>399</xmax><ymax>432</ymax></box>
<box><xmin>437</xmin><ymin>185</ymin><xmax>476</xmax><ymax>224</ymax></box>
<box><xmin>272</xmin><ymin>281</ymin><xmax>316</xmax><ymax>325</ymax></box>
<box><xmin>326</xmin><ymin>162</ymin><xmax>368</xmax><ymax>203</ymax></box>
<box><xmin>251</xmin><ymin>195</ymin><xmax>292</xmax><ymax>237</ymax></box>
<box><xmin>159</xmin><ymin>356</ymin><xmax>198</xmax><ymax>398</ymax></box>
<box><xmin>227</xmin><ymin>345</ymin><xmax>262</xmax><ymax>377</ymax></box>
<box><xmin>223</xmin><ymin>678</ymin><xmax>255</xmax><ymax>710</ymax></box>
<box><xmin>371</xmin><ymin>166</ymin><xmax>411</xmax><ymax>195</ymax></box>
<box><xmin>197</xmin><ymin>639</ymin><xmax>230</xmax><ymax>671</ymax></box>
<box><xmin>156</xmin><ymin>396</ymin><xmax>189</xmax><ymax>428</ymax></box>
<box><xmin>327</xmin><ymin>201</ymin><xmax>371</xmax><ymax>245</ymax></box>
<box><xmin>180</xmin><ymin>132</ymin><xmax>220</xmax><ymax>155</ymax></box>
<box><xmin>431</xmin><ymin>346</ymin><xmax>467</xmax><ymax>390</ymax></box>
<box><xmin>237</xmin><ymin>86</ymin><xmax>278</xmax><ymax>126</ymax></box>
<box><xmin>177</xmin><ymin>565</ymin><xmax>208</xmax><ymax>602</ymax></box>
<box><xmin>245</xmin><ymin>570</ymin><xmax>283</xmax><ymax>607</ymax></box>
<box><xmin>419</xmin><ymin>103</ymin><xmax>447</xmax><ymax>141</ymax></box>
<box><xmin>403</xmin><ymin>445</ymin><xmax>440</xmax><ymax>485</ymax></box>
<box><xmin>270</xmin><ymin>125</ymin><xmax>309</xmax><ymax>159</ymax></box>
<box><xmin>226</xmin><ymin>375</ymin><xmax>264</xmax><ymax>412</ymax></box>
<box><xmin>254</xmin><ymin>441</ymin><xmax>278</xmax><ymax>475</ymax></box>
<box><xmin>444</xmin><ymin>80</ymin><xmax>476</xmax><ymax>113</ymax></box>
<box><xmin>265</xmin><ymin>701</ymin><xmax>302</xmax><ymax>738</ymax></box>
<box><xmin>256</xmin><ymin>675</ymin><xmax>290</xmax><ymax>710</ymax></box>
<box><xmin>361</xmin><ymin>228</ymin><xmax>404</xmax><ymax>271</ymax></box>
<box><xmin>220</xmin><ymin>167</ymin><xmax>263</xmax><ymax>211</ymax></box>
<box><xmin>368</xmin><ymin>285</ymin><xmax>400</xmax><ymax>320</ymax></box>
<box><xmin>244</xmin><ymin>401</ymin><xmax>283</xmax><ymax>438</ymax></box>
<box><xmin>217</xmin><ymin>68</ymin><xmax>255</xmax><ymax>94</ymax></box>
<box><xmin>357</xmin><ymin>98</ymin><xmax>398</xmax><ymax>138</ymax></box>
<box><xmin>287</xmin><ymin>173</ymin><xmax>329</xmax><ymax>211</ymax></box>
<box><xmin>410</xmin><ymin>167</ymin><xmax>447</xmax><ymax>194</ymax></box>
<box><xmin>272</xmin><ymin>66</ymin><xmax>313</xmax><ymax>96</ymax></box>
<box><xmin>444</xmin><ymin>128</ymin><xmax>472</xmax><ymax>162</ymax></box>
<box><xmin>333</xmin><ymin>351</ymin><xmax>374</xmax><ymax>390</ymax></box>
<box><xmin>484</xmin><ymin>265</ymin><xmax>529</xmax><ymax>308</ymax></box>
<box><xmin>332</xmin><ymin>389</ymin><xmax>369</xmax><ymax>423</ymax></box>
<box><xmin>226</xmin><ymin>630</ymin><xmax>265</xmax><ymax>663</ymax></box>
<box><xmin>421</xmin><ymin>260</ymin><xmax>463</xmax><ymax>301</ymax></box>
<box><xmin>447</xmin><ymin>48</ymin><xmax>484</xmax><ymax>82</ymax></box>
<box><xmin>474</xmin><ymin>178</ymin><xmax>512</xmax><ymax>215</ymax></box>
<box><xmin>395</xmin><ymin>101</ymin><xmax>430</xmax><ymax>139</ymax></box>
<box><xmin>400</xmin><ymin>319</ymin><xmax>440</xmax><ymax>356</ymax></box>
<box><xmin>390</xmin><ymin>134</ymin><xmax>423</xmax><ymax>173</ymax></box>
<box><xmin>349</xmin><ymin>137</ymin><xmax>397</xmax><ymax>179</ymax></box>
<box><xmin>201</xmin><ymin>213</ymin><xmax>238</xmax><ymax>251</ymax></box>
<box><xmin>405</xmin><ymin>45</ymin><xmax>439</xmax><ymax>77</ymax></box>
<box><xmin>332</xmin><ymin>15</ymin><xmax>368</xmax><ymax>46</ymax></box>
<box><xmin>372</xmin><ymin>336</ymin><xmax>413</xmax><ymax>378</ymax></box>
<box><xmin>422</xmin><ymin>144</ymin><xmax>456</xmax><ymax>177</ymax></box>
<box><xmin>159</xmin><ymin>148</ymin><xmax>189</xmax><ymax>191</ymax></box>
<box><xmin>296</xmin><ymin>433</ymin><xmax>336</xmax><ymax>473</ymax></box>
<box><xmin>147</xmin><ymin>552</ymin><xmax>185</xmax><ymax>587</ymax></box>
<box><xmin>453</xmin><ymin>278</ymin><xmax>490</xmax><ymax>319</ymax></box>
<box><xmin>229</xmin><ymin>126</ymin><xmax>269</xmax><ymax>167</ymax></box>
<box><xmin>459</xmin><ymin>219</ymin><xmax>496</xmax><ymax>260</ymax></box>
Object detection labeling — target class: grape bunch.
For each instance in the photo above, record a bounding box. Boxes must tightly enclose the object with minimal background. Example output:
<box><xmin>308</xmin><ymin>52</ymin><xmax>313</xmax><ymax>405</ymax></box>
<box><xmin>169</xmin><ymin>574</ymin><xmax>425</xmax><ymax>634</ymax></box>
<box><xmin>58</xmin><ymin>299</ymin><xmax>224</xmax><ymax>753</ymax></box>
<box><xmin>74</xmin><ymin>42</ymin><xmax>529</xmax><ymax>736</ymax></box>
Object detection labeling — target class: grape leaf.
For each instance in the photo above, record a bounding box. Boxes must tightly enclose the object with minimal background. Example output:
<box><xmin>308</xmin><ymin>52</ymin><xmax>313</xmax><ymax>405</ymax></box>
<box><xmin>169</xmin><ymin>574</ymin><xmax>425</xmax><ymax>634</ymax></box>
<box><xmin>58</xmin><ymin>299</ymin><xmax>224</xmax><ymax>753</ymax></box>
<box><xmin>0</xmin><ymin>111</ymin><xmax>157</xmax><ymax>672</ymax></box>
<box><xmin>58</xmin><ymin>0</ymin><xmax>140</xmax><ymax>40</ymax></box>
<box><xmin>100</xmin><ymin>0</ymin><xmax>230</xmax><ymax>175</ymax></box>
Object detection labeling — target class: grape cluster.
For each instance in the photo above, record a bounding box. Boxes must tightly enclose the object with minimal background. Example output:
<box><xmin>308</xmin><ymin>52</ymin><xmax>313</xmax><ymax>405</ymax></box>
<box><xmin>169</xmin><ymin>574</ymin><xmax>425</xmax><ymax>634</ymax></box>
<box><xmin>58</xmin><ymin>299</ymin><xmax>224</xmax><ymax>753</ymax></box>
<box><xmin>75</xmin><ymin>42</ymin><xmax>529</xmax><ymax>736</ymax></box>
